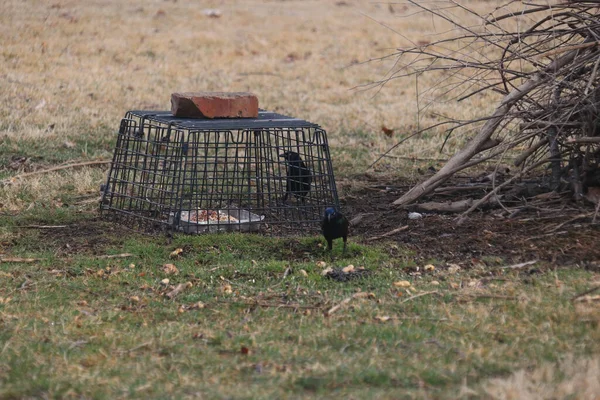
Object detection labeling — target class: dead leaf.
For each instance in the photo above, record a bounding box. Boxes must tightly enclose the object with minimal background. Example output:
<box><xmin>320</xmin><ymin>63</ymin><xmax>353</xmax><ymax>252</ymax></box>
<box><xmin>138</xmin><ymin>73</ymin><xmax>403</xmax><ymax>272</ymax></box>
<box><xmin>316</xmin><ymin>261</ymin><xmax>327</xmax><ymax>268</ymax></box>
<box><xmin>393</xmin><ymin>280</ymin><xmax>411</xmax><ymax>288</ymax></box>
<box><xmin>221</xmin><ymin>284</ymin><xmax>233</xmax><ymax>294</ymax></box>
<box><xmin>467</xmin><ymin>280</ymin><xmax>479</xmax><ymax>288</ymax></box>
<box><xmin>165</xmin><ymin>282</ymin><xmax>192</xmax><ymax>299</ymax></box>
<box><xmin>162</xmin><ymin>263</ymin><xmax>179</xmax><ymax>275</ymax></box>
<box><xmin>447</xmin><ymin>264</ymin><xmax>461</xmax><ymax>274</ymax></box>
<box><xmin>160</xmin><ymin>278</ymin><xmax>170</xmax><ymax>286</ymax></box>
<box><xmin>375</xmin><ymin>315</ymin><xmax>392</xmax><ymax>322</ymax></box>
<box><xmin>240</xmin><ymin>346</ymin><xmax>249</xmax><ymax>355</ymax></box>
<box><xmin>130</xmin><ymin>296</ymin><xmax>140</xmax><ymax>303</ymax></box>
<box><xmin>190</xmin><ymin>301</ymin><xmax>205</xmax><ymax>309</ymax></box>
<box><xmin>353</xmin><ymin>292</ymin><xmax>375</xmax><ymax>299</ymax></box>
<box><xmin>321</xmin><ymin>267</ymin><xmax>333</xmax><ymax>276</ymax></box>
<box><xmin>169</xmin><ymin>248</ymin><xmax>183</xmax><ymax>258</ymax></box>
<box><xmin>381</xmin><ymin>125</ymin><xmax>394</xmax><ymax>137</ymax></box>
<box><xmin>299</xmin><ymin>269</ymin><xmax>308</xmax><ymax>277</ymax></box>
<box><xmin>424</xmin><ymin>264</ymin><xmax>435</xmax><ymax>271</ymax></box>
<box><xmin>342</xmin><ymin>264</ymin><xmax>355</xmax><ymax>273</ymax></box>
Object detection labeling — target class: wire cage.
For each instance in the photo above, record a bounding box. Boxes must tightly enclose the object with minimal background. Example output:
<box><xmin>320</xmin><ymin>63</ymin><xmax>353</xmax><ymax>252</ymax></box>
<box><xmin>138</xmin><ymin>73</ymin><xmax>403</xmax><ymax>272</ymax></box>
<box><xmin>100</xmin><ymin>110</ymin><xmax>340</xmax><ymax>234</ymax></box>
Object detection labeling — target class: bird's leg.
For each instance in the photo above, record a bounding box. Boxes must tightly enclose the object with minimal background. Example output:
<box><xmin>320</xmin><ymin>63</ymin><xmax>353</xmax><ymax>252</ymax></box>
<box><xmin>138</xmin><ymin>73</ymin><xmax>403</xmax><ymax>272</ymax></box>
<box><xmin>342</xmin><ymin>236</ymin><xmax>347</xmax><ymax>254</ymax></box>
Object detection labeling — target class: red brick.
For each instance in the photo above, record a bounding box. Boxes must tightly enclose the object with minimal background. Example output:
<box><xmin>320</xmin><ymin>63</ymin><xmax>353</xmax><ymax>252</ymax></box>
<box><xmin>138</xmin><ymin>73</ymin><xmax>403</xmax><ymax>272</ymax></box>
<box><xmin>171</xmin><ymin>92</ymin><xmax>259</xmax><ymax>119</ymax></box>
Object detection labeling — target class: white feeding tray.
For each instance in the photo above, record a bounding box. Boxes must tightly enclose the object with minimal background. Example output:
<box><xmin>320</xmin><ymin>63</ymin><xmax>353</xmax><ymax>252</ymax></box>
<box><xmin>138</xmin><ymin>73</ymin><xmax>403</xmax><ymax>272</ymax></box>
<box><xmin>170</xmin><ymin>208</ymin><xmax>265</xmax><ymax>234</ymax></box>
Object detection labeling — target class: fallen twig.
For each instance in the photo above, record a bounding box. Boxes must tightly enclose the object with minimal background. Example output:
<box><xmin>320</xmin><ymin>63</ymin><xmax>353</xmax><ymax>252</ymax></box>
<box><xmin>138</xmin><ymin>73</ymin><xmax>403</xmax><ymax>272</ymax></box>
<box><xmin>267</xmin><ymin>267</ymin><xmax>292</xmax><ymax>289</ymax></box>
<box><xmin>456</xmin><ymin>158</ymin><xmax>550</xmax><ymax>224</ymax></box>
<box><xmin>326</xmin><ymin>292</ymin><xmax>372</xmax><ymax>316</ymax></box>
<box><xmin>395</xmin><ymin>316</ymin><xmax>448</xmax><ymax>321</ymax></box>
<box><xmin>117</xmin><ymin>341</ymin><xmax>153</xmax><ymax>354</ymax></box>
<box><xmin>434</xmin><ymin>185</ymin><xmax>491</xmax><ymax>194</ymax></box>
<box><xmin>571</xmin><ymin>285</ymin><xmax>600</xmax><ymax>302</ymax></box>
<box><xmin>1</xmin><ymin>160</ymin><xmax>111</xmax><ymax>184</ymax></box>
<box><xmin>407</xmin><ymin>199</ymin><xmax>474</xmax><ymax>213</ymax></box>
<box><xmin>525</xmin><ymin>231</ymin><xmax>568</xmax><ymax>241</ymax></box>
<box><xmin>453</xmin><ymin>294</ymin><xmax>519</xmax><ymax>303</ymax></box>
<box><xmin>165</xmin><ymin>282</ymin><xmax>193</xmax><ymax>299</ymax></box>
<box><xmin>365</xmin><ymin>225</ymin><xmax>409</xmax><ymax>241</ymax></box>
<box><xmin>566</xmin><ymin>137</ymin><xmax>600</xmax><ymax>144</ymax></box>
<box><xmin>0</xmin><ymin>257</ymin><xmax>42</xmax><ymax>263</ymax></box>
<box><xmin>546</xmin><ymin>213</ymin><xmax>593</xmax><ymax>233</ymax></box>
<box><xmin>399</xmin><ymin>290</ymin><xmax>439</xmax><ymax>304</ymax></box>
<box><xmin>218</xmin><ymin>300</ymin><xmax>322</xmax><ymax>310</ymax></box>
<box><xmin>17</xmin><ymin>225</ymin><xmax>68</xmax><ymax>229</ymax></box>
<box><xmin>499</xmin><ymin>260</ymin><xmax>538</xmax><ymax>269</ymax></box>
<box><xmin>95</xmin><ymin>253</ymin><xmax>134</xmax><ymax>259</ymax></box>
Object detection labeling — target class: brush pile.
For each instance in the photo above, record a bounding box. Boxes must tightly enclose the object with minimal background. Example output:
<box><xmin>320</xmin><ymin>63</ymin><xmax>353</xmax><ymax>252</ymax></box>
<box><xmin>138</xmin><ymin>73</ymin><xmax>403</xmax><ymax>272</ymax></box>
<box><xmin>378</xmin><ymin>0</ymin><xmax>600</xmax><ymax>220</ymax></box>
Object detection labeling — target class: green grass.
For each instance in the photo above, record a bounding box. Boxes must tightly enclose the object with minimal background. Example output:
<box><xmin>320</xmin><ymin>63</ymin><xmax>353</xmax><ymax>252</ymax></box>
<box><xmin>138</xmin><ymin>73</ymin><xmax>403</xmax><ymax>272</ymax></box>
<box><xmin>1</xmin><ymin>210</ymin><xmax>599</xmax><ymax>399</ymax></box>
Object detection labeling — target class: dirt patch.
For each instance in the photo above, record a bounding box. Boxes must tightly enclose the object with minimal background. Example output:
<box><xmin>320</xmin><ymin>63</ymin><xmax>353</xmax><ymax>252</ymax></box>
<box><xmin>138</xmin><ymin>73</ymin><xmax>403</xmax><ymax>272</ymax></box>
<box><xmin>30</xmin><ymin>218</ymin><xmax>131</xmax><ymax>257</ymax></box>
<box><xmin>340</xmin><ymin>175</ymin><xmax>600</xmax><ymax>265</ymax></box>
<box><xmin>8</xmin><ymin>176</ymin><xmax>599</xmax><ymax>265</ymax></box>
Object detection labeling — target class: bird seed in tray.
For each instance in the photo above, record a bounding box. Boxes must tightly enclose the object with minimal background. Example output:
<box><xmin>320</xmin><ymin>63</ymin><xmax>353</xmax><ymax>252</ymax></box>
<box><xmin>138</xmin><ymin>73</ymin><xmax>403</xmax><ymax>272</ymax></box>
<box><xmin>172</xmin><ymin>208</ymin><xmax>264</xmax><ymax>234</ymax></box>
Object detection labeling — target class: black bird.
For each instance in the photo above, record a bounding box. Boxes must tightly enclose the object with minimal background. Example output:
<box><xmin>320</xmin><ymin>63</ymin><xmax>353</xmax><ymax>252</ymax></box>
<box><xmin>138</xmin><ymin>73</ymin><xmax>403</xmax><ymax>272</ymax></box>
<box><xmin>279</xmin><ymin>151</ymin><xmax>312</xmax><ymax>203</ymax></box>
<box><xmin>321</xmin><ymin>207</ymin><xmax>349</xmax><ymax>253</ymax></box>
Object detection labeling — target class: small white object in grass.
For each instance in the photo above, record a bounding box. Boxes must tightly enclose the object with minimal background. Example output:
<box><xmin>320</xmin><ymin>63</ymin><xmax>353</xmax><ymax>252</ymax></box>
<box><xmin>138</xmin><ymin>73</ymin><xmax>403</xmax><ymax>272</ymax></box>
<box><xmin>321</xmin><ymin>267</ymin><xmax>333</xmax><ymax>276</ymax></box>
<box><xmin>202</xmin><ymin>8</ymin><xmax>222</xmax><ymax>18</ymax></box>
<box><xmin>160</xmin><ymin>278</ymin><xmax>170</xmax><ymax>286</ymax></box>
<box><xmin>316</xmin><ymin>261</ymin><xmax>327</xmax><ymax>268</ymax></box>
<box><xmin>299</xmin><ymin>269</ymin><xmax>308</xmax><ymax>277</ymax></box>
<box><xmin>408</xmin><ymin>212</ymin><xmax>423</xmax><ymax>220</ymax></box>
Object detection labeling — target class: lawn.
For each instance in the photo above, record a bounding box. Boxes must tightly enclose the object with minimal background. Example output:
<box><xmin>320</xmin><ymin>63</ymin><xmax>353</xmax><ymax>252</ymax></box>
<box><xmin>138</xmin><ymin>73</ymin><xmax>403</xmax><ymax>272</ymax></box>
<box><xmin>1</xmin><ymin>0</ymin><xmax>600</xmax><ymax>398</ymax></box>
<box><xmin>1</xmin><ymin>211</ymin><xmax>599</xmax><ymax>398</ymax></box>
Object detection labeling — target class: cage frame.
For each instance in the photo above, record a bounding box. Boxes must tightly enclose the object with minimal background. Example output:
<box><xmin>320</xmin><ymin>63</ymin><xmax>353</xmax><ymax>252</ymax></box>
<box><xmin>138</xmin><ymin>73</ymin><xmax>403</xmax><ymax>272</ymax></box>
<box><xmin>100</xmin><ymin>109</ymin><xmax>341</xmax><ymax>235</ymax></box>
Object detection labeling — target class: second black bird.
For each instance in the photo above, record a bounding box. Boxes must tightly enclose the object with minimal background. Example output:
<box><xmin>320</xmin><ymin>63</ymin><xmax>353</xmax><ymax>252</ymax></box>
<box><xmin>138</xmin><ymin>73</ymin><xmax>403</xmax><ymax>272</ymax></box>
<box><xmin>321</xmin><ymin>207</ymin><xmax>349</xmax><ymax>253</ymax></box>
<box><xmin>279</xmin><ymin>151</ymin><xmax>312</xmax><ymax>204</ymax></box>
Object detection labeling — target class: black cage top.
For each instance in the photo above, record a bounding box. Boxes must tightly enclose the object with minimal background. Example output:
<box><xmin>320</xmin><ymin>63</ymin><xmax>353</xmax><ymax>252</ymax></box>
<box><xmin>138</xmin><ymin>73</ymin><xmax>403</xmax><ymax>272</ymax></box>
<box><xmin>101</xmin><ymin>110</ymin><xmax>340</xmax><ymax>234</ymax></box>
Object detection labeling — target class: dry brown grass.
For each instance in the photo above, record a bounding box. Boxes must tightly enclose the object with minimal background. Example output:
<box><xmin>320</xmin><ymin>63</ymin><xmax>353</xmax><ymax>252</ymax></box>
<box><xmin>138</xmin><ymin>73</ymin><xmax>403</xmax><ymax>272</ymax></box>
<box><xmin>1</xmin><ymin>0</ymin><xmax>507</xmax><ymax>150</ymax></box>
<box><xmin>1</xmin><ymin>0</ymin><xmax>527</xmax><ymax>211</ymax></box>
<box><xmin>482</xmin><ymin>354</ymin><xmax>600</xmax><ymax>400</ymax></box>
